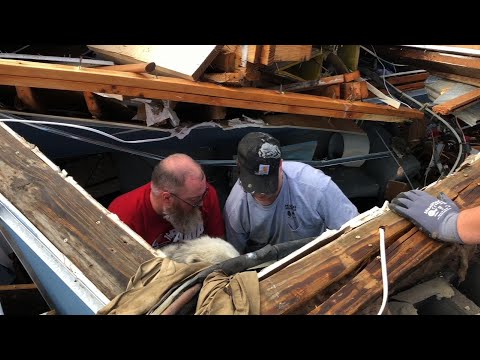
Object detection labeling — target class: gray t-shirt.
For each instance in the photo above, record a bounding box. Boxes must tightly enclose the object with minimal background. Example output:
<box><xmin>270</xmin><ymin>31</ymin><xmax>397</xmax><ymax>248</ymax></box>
<box><xmin>224</xmin><ymin>161</ymin><xmax>359</xmax><ymax>253</ymax></box>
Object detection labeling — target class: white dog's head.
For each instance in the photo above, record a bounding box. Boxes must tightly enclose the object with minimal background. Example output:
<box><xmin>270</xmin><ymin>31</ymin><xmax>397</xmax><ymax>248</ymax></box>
<box><xmin>157</xmin><ymin>236</ymin><xmax>240</xmax><ymax>264</ymax></box>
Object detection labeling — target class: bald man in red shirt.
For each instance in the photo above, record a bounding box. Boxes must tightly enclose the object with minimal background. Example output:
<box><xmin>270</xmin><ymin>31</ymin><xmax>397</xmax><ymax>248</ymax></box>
<box><xmin>108</xmin><ymin>154</ymin><xmax>225</xmax><ymax>249</ymax></box>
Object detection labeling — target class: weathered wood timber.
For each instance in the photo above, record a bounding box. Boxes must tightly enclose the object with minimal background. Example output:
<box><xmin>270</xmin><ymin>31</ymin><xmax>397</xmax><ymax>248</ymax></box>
<box><xmin>0</xmin><ymin>59</ymin><xmax>424</xmax><ymax>122</ymax></box>
<box><xmin>0</xmin><ymin>124</ymin><xmax>155</xmax><ymax>299</ymax></box>
<box><xmin>311</xmin><ymin>163</ymin><xmax>480</xmax><ymax>314</ymax></box>
<box><xmin>375</xmin><ymin>46</ymin><xmax>480</xmax><ymax>79</ymax></box>
<box><xmin>432</xmin><ymin>88</ymin><xmax>480</xmax><ymax>115</ymax></box>
<box><xmin>259</xmin><ymin>154</ymin><xmax>480</xmax><ymax>314</ymax></box>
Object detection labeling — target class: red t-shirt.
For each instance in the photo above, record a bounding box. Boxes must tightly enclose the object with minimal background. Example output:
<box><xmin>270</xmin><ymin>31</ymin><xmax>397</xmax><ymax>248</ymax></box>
<box><xmin>108</xmin><ymin>182</ymin><xmax>225</xmax><ymax>248</ymax></box>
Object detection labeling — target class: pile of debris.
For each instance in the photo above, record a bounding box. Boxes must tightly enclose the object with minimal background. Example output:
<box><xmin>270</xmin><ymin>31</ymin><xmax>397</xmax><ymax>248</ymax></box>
<box><xmin>0</xmin><ymin>45</ymin><xmax>424</xmax><ymax>129</ymax></box>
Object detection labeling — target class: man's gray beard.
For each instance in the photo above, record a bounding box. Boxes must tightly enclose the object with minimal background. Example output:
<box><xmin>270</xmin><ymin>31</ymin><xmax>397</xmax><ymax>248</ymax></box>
<box><xmin>163</xmin><ymin>203</ymin><xmax>203</xmax><ymax>235</ymax></box>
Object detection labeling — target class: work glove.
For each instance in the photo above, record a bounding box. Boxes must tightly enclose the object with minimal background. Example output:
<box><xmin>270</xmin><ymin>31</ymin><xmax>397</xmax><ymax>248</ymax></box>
<box><xmin>389</xmin><ymin>189</ymin><xmax>462</xmax><ymax>244</ymax></box>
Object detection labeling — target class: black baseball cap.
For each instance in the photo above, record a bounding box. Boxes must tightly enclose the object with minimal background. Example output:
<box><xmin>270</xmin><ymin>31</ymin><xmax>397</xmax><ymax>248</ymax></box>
<box><xmin>237</xmin><ymin>132</ymin><xmax>281</xmax><ymax>194</ymax></box>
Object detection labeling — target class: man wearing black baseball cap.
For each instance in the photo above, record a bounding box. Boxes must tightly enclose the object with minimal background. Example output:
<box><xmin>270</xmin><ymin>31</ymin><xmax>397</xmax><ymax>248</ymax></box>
<box><xmin>224</xmin><ymin>132</ymin><xmax>359</xmax><ymax>254</ymax></box>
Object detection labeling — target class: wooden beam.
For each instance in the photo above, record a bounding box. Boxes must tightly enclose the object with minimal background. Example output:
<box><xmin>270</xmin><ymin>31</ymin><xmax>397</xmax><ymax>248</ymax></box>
<box><xmin>15</xmin><ymin>86</ymin><xmax>45</xmax><ymax>112</ymax></box>
<box><xmin>97</xmin><ymin>62</ymin><xmax>156</xmax><ymax>73</ymax></box>
<box><xmin>262</xmin><ymin>114</ymin><xmax>365</xmax><ymax>134</ymax></box>
<box><xmin>83</xmin><ymin>92</ymin><xmax>103</xmax><ymax>119</ymax></box>
<box><xmin>202</xmin><ymin>72</ymin><xmax>245</xmax><ymax>84</ymax></box>
<box><xmin>0</xmin><ymin>60</ymin><xmax>423</xmax><ymax>121</ymax></box>
<box><xmin>0</xmin><ymin>124</ymin><xmax>156</xmax><ymax>300</ymax></box>
<box><xmin>269</xmin><ymin>74</ymin><xmax>346</xmax><ymax>93</ymax></box>
<box><xmin>208</xmin><ymin>105</ymin><xmax>227</xmax><ymax>120</ymax></box>
<box><xmin>310</xmin><ymin>169</ymin><xmax>480</xmax><ymax>315</ymax></box>
<box><xmin>384</xmin><ymin>72</ymin><xmax>429</xmax><ymax>86</ymax></box>
<box><xmin>259</xmin><ymin>155</ymin><xmax>480</xmax><ymax>314</ymax></box>
<box><xmin>210</xmin><ymin>51</ymin><xmax>237</xmax><ymax>72</ymax></box>
<box><xmin>431</xmin><ymin>71</ymin><xmax>480</xmax><ymax>88</ymax></box>
<box><xmin>0</xmin><ymin>73</ymin><xmax>416</xmax><ymax>123</ymax></box>
<box><xmin>340</xmin><ymin>81</ymin><xmax>369</xmax><ymax>101</ymax></box>
<box><xmin>375</xmin><ymin>46</ymin><xmax>480</xmax><ymax>79</ymax></box>
<box><xmin>432</xmin><ymin>88</ymin><xmax>480</xmax><ymax>115</ymax></box>
<box><xmin>271</xmin><ymin>46</ymin><xmax>312</xmax><ymax>63</ymax></box>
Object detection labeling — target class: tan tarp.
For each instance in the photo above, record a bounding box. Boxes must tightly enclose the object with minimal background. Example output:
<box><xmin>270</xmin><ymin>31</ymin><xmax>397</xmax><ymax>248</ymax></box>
<box><xmin>97</xmin><ymin>257</ymin><xmax>259</xmax><ymax>315</ymax></box>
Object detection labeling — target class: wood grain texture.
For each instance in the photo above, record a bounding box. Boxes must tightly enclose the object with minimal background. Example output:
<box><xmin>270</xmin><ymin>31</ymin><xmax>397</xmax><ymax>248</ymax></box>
<box><xmin>0</xmin><ymin>59</ymin><xmax>424</xmax><ymax>120</ymax></box>
<box><xmin>259</xmin><ymin>156</ymin><xmax>480</xmax><ymax>314</ymax></box>
<box><xmin>311</xmin><ymin>172</ymin><xmax>480</xmax><ymax>315</ymax></box>
<box><xmin>432</xmin><ymin>88</ymin><xmax>480</xmax><ymax>115</ymax></box>
<box><xmin>0</xmin><ymin>74</ymin><xmax>415</xmax><ymax>122</ymax></box>
<box><xmin>0</xmin><ymin>125</ymin><xmax>155</xmax><ymax>299</ymax></box>
<box><xmin>376</xmin><ymin>46</ymin><xmax>480</xmax><ymax>79</ymax></box>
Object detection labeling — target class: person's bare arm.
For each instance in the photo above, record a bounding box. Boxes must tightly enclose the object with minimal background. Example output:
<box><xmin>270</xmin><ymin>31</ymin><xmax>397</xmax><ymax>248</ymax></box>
<box><xmin>457</xmin><ymin>206</ymin><xmax>480</xmax><ymax>245</ymax></box>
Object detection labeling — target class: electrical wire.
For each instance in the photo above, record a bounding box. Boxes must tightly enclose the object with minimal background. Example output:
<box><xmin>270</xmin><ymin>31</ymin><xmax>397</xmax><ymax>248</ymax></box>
<box><xmin>424</xmin><ymin>128</ymin><xmax>436</xmax><ymax>187</ymax></box>
<box><xmin>380</xmin><ymin>81</ymin><xmax>464</xmax><ymax>176</ymax></box>
<box><xmin>377</xmin><ymin>226</ymin><xmax>389</xmax><ymax>315</ymax></box>
<box><xmin>360</xmin><ymin>45</ymin><xmax>409</xmax><ymax>68</ymax></box>
<box><xmin>369</xmin><ymin>46</ymin><xmax>412</xmax><ymax>109</ymax></box>
<box><xmin>0</xmin><ymin>116</ymin><xmax>178</xmax><ymax>144</ymax></box>
<box><xmin>374</xmin><ymin>129</ymin><xmax>415</xmax><ymax>190</ymax></box>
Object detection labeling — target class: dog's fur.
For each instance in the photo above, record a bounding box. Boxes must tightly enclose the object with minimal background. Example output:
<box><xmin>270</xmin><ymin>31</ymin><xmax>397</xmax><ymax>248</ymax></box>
<box><xmin>157</xmin><ymin>236</ymin><xmax>240</xmax><ymax>264</ymax></box>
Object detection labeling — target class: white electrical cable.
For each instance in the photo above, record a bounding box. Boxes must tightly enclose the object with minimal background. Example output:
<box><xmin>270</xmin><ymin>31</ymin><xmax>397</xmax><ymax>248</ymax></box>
<box><xmin>360</xmin><ymin>45</ymin><xmax>409</xmax><ymax>68</ymax></box>
<box><xmin>383</xmin><ymin>85</ymin><xmax>464</xmax><ymax>177</ymax></box>
<box><xmin>0</xmin><ymin>117</ymin><xmax>179</xmax><ymax>144</ymax></box>
<box><xmin>377</xmin><ymin>226</ymin><xmax>389</xmax><ymax>315</ymax></box>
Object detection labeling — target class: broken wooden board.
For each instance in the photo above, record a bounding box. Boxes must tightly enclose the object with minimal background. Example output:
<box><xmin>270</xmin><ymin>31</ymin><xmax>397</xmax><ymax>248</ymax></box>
<box><xmin>250</xmin><ymin>46</ymin><xmax>313</xmax><ymax>66</ymax></box>
<box><xmin>259</xmin><ymin>154</ymin><xmax>480</xmax><ymax>314</ymax></box>
<box><xmin>0</xmin><ymin>59</ymin><xmax>424</xmax><ymax>123</ymax></box>
<box><xmin>87</xmin><ymin>45</ymin><xmax>222</xmax><ymax>81</ymax></box>
<box><xmin>432</xmin><ymin>88</ymin><xmax>480</xmax><ymax>115</ymax></box>
<box><xmin>0</xmin><ymin>123</ymin><xmax>156</xmax><ymax>301</ymax></box>
<box><xmin>310</xmin><ymin>157</ymin><xmax>480</xmax><ymax>315</ymax></box>
<box><xmin>376</xmin><ymin>46</ymin><xmax>480</xmax><ymax>79</ymax></box>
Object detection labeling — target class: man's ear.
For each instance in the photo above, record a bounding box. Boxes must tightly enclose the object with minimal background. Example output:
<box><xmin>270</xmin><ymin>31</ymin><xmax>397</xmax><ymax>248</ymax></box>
<box><xmin>161</xmin><ymin>191</ymin><xmax>172</xmax><ymax>203</ymax></box>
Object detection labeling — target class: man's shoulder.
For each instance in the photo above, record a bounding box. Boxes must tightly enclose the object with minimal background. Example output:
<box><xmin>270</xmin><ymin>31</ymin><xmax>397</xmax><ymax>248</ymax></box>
<box><xmin>108</xmin><ymin>182</ymin><xmax>150</xmax><ymax>212</ymax></box>
<box><xmin>224</xmin><ymin>182</ymin><xmax>246</xmax><ymax>210</ymax></box>
<box><xmin>284</xmin><ymin>162</ymin><xmax>330</xmax><ymax>187</ymax></box>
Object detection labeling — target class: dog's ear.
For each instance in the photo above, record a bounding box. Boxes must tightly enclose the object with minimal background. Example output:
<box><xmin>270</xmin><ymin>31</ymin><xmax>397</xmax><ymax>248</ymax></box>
<box><xmin>184</xmin><ymin>255</ymin><xmax>202</xmax><ymax>264</ymax></box>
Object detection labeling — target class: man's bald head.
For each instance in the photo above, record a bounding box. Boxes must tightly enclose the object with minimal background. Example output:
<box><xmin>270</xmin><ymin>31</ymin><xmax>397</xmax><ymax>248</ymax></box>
<box><xmin>151</xmin><ymin>154</ymin><xmax>204</xmax><ymax>193</ymax></box>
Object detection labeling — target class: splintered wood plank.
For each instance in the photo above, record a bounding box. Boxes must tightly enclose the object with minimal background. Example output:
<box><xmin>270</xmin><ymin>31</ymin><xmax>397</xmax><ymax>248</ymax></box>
<box><xmin>260</xmin><ymin>211</ymin><xmax>410</xmax><ymax>315</ymax></box>
<box><xmin>0</xmin><ymin>124</ymin><xmax>155</xmax><ymax>299</ymax></box>
<box><xmin>270</xmin><ymin>74</ymin><xmax>346</xmax><ymax>93</ymax></box>
<box><xmin>0</xmin><ymin>60</ymin><xmax>424</xmax><ymax>121</ymax></box>
<box><xmin>384</xmin><ymin>72</ymin><xmax>429</xmax><ymax>85</ymax></box>
<box><xmin>430</xmin><ymin>71</ymin><xmax>480</xmax><ymax>88</ymax></box>
<box><xmin>311</xmin><ymin>174</ymin><xmax>480</xmax><ymax>315</ymax></box>
<box><xmin>259</xmin><ymin>155</ymin><xmax>480</xmax><ymax>314</ymax></box>
<box><xmin>258</xmin><ymin>46</ymin><xmax>312</xmax><ymax>66</ymax></box>
<box><xmin>210</xmin><ymin>50</ymin><xmax>238</xmax><ymax>72</ymax></box>
<box><xmin>309</xmin><ymin>229</ymin><xmax>442</xmax><ymax>315</ymax></box>
<box><xmin>0</xmin><ymin>73</ymin><xmax>414</xmax><ymax>122</ymax></box>
<box><xmin>376</xmin><ymin>46</ymin><xmax>480</xmax><ymax>79</ymax></box>
<box><xmin>15</xmin><ymin>86</ymin><xmax>45</xmax><ymax>112</ymax></box>
<box><xmin>202</xmin><ymin>72</ymin><xmax>245</xmax><ymax>84</ymax></box>
<box><xmin>272</xmin><ymin>45</ymin><xmax>312</xmax><ymax>63</ymax></box>
<box><xmin>87</xmin><ymin>45</ymin><xmax>222</xmax><ymax>81</ymax></box>
<box><xmin>432</xmin><ymin>88</ymin><xmax>480</xmax><ymax>115</ymax></box>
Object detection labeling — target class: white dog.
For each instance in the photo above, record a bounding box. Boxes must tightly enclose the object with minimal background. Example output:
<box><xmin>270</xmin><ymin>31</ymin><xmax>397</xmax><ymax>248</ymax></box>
<box><xmin>157</xmin><ymin>236</ymin><xmax>240</xmax><ymax>264</ymax></box>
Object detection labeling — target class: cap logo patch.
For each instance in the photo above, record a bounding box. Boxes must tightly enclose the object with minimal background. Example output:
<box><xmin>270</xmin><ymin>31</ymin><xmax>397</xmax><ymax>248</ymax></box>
<box><xmin>255</xmin><ymin>164</ymin><xmax>270</xmax><ymax>175</ymax></box>
<box><xmin>258</xmin><ymin>143</ymin><xmax>280</xmax><ymax>158</ymax></box>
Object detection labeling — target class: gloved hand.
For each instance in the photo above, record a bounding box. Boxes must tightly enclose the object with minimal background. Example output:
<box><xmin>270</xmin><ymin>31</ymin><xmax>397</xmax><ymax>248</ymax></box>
<box><xmin>389</xmin><ymin>189</ymin><xmax>462</xmax><ymax>244</ymax></box>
